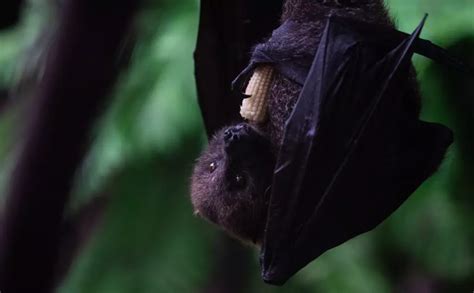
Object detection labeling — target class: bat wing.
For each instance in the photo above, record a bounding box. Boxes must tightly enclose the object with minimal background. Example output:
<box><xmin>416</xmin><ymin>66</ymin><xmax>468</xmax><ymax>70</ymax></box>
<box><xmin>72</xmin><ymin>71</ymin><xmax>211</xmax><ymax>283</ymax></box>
<box><xmin>194</xmin><ymin>0</ymin><xmax>282</xmax><ymax>137</ymax></box>
<box><xmin>261</xmin><ymin>16</ymin><xmax>454</xmax><ymax>285</ymax></box>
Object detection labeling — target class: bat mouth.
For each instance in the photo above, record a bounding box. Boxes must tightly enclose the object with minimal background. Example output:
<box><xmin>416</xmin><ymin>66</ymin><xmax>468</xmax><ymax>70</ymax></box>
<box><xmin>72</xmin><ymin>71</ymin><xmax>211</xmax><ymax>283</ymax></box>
<box><xmin>222</xmin><ymin>124</ymin><xmax>275</xmax><ymax>183</ymax></box>
<box><xmin>223</xmin><ymin>123</ymin><xmax>267</xmax><ymax>155</ymax></box>
<box><xmin>223</xmin><ymin>123</ymin><xmax>258</xmax><ymax>143</ymax></box>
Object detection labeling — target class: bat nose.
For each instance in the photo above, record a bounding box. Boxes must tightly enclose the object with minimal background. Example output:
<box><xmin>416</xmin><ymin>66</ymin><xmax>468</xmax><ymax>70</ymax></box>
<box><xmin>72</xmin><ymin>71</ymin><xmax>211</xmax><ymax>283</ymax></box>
<box><xmin>224</xmin><ymin>124</ymin><xmax>250</xmax><ymax>144</ymax></box>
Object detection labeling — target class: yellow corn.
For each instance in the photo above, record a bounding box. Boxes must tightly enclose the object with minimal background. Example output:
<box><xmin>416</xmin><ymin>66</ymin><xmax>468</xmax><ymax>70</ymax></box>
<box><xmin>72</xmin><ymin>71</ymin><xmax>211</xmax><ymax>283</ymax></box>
<box><xmin>240</xmin><ymin>65</ymin><xmax>275</xmax><ymax>123</ymax></box>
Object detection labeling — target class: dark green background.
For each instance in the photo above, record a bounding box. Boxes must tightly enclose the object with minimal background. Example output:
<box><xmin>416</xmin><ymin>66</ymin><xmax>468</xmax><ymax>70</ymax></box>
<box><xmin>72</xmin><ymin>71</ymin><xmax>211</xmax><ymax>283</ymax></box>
<box><xmin>0</xmin><ymin>0</ymin><xmax>472</xmax><ymax>292</ymax></box>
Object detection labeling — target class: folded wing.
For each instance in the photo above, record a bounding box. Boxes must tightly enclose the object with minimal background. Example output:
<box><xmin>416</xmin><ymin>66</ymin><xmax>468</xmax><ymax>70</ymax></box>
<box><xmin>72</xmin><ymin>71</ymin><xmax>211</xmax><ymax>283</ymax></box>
<box><xmin>194</xmin><ymin>0</ymin><xmax>282</xmax><ymax>137</ymax></box>
<box><xmin>261</xmin><ymin>16</ymin><xmax>454</xmax><ymax>285</ymax></box>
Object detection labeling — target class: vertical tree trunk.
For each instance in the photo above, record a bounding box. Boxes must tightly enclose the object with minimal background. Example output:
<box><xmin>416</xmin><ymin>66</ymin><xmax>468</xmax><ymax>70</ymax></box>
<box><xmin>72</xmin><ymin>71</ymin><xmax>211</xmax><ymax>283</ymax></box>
<box><xmin>0</xmin><ymin>1</ymin><xmax>139</xmax><ymax>292</ymax></box>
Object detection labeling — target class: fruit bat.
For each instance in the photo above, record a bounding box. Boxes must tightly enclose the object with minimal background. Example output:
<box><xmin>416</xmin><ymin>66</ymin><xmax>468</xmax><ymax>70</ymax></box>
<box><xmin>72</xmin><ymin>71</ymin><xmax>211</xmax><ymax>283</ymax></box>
<box><xmin>191</xmin><ymin>0</ymin><xmax>468</xmax><ymax>286</ymax></box>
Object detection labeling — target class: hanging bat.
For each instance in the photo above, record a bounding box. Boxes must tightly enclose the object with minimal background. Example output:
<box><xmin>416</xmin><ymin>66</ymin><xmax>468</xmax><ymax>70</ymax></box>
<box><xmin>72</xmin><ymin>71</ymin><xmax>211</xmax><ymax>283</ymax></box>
<box><xmin>191</xmin><ymin>0</ymin><xmax>468</xmax><ymax>285</ymax></box>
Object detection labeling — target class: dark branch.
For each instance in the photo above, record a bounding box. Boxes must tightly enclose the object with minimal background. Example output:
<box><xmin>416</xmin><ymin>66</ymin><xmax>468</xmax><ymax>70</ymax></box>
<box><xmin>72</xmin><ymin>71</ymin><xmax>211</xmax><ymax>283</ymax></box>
<box><xmin>0</xmin><ymin>0</ymin><xmax>23</xmax><ymax>30</ymax></box>
<box><xmin>54</xmin><ymin>194</ymin><xmax>109</xmax><ymax>286</ymax></box>
<box><xmin>0</xmin><ymin>0</ymin><xmax>139</xmax><ymax>291</ymax></box>
<box><xmin>0</xmin><ymin>88</ymin><xmax>9</xmax><ymax>113</ymax></box>
<box><xmin>202</xmin><ymin>235</ymin><xmax>252</xmax><ymax>293</ymax></box>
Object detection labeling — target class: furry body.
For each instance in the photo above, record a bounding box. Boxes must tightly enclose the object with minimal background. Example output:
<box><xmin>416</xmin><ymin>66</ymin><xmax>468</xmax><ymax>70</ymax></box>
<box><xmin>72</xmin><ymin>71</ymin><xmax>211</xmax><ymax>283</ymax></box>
<box><xmin>191</xmin><ymin>0</ymin><xmax>421</xmax><ymax>243</ymax></box>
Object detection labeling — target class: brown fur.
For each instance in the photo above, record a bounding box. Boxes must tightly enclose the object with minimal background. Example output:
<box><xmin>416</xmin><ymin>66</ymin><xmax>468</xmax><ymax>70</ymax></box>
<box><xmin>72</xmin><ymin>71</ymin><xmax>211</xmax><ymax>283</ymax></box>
<box><xmin>191</xmin><ymin>0</ymin><xmax>422</xmax><ymax>243</ymax></box>
<box><xmin>191</xmin><ymin>125</ymin><xmax>274</xmax><ymax>244</ymax></box>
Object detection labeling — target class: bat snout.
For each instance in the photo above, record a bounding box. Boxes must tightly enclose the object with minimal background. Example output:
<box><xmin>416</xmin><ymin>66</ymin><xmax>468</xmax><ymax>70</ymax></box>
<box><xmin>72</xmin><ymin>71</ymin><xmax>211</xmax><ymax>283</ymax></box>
<box><xmin>221</xmin><ymin>123</ymin><xmax>272</xmax><ymax>169</ymax></box>
<box><xmin>224</xmin><ymin>124</ymin><xmax>251</xmax><ymax>145</ymax></box>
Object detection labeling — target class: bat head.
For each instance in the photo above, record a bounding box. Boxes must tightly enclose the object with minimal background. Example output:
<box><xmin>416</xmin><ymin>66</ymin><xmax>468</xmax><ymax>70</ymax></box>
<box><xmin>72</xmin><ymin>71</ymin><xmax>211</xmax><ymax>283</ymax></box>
<box><xmin>190</xmin><ymin>123</ymin><xmax>275</xmax><ymax>244</ymax></box>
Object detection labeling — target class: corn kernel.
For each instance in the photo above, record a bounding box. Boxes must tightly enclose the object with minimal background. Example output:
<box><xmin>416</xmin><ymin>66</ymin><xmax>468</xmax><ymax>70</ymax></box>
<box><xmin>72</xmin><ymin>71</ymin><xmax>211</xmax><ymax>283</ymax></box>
<box><xmin>240</xmin><ymin>65</ymin><xmax>275</xmax><ymax>123</ymax></box>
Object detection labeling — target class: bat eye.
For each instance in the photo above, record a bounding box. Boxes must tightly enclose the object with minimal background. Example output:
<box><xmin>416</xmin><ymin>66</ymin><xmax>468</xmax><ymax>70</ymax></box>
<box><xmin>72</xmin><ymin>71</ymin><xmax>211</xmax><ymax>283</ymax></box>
<box><xmin>232</xmin><ymin>174</ymin><xmax>246</xmax><ymax>189</ymax></box>
<box><xmin>208</xmin><ymin>162</ymin><xmax>217</xmax><ymax>173</ymax></box>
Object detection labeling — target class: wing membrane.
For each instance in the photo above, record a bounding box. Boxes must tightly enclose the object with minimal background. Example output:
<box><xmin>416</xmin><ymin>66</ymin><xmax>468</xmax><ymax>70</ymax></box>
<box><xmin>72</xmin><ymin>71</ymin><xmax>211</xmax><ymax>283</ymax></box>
<box><xmin>194</xmin><ymin>0</ymin><xmax>282</xmax><ymax>136</ymax></box>
<box><xmin>261</xmin><ymin>16</ymin><xmax>453</xmax><ymax>285</ymax></box>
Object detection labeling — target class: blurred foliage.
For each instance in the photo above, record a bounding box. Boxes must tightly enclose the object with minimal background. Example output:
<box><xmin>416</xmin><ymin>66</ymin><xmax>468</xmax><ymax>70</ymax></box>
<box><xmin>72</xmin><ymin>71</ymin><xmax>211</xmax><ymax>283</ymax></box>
<box><xmin>0</xmin><ymin>0</ymin><xmax>472</xmax><ymax>292</ymax></box>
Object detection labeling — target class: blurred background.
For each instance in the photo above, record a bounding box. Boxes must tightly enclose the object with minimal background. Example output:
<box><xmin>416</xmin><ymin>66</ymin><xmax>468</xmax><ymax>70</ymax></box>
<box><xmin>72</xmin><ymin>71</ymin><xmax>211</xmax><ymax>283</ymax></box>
<box><xmin>0</xmin><ymin>0</ymin><xmax>472</xmax><ymax>292</ymax></box>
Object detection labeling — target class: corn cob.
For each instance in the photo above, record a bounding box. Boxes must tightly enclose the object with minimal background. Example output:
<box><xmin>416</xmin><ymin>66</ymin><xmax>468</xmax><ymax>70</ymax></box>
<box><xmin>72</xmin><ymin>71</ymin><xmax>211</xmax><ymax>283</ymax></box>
<box><xmin>240</xmin><ymin>65</ymin><xmax>275</xmax><ymax>123</ymax></box>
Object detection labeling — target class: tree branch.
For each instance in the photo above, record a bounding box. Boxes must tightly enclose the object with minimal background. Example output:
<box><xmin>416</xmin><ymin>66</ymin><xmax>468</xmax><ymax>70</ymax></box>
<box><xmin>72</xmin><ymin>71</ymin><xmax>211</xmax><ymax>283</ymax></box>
<box><xmin>0</xmin><ymin>0</ymin><xmax>139</xmax><ymax>291</ymax></box>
